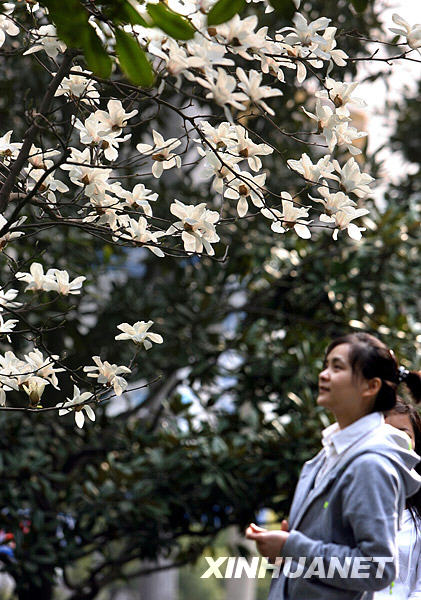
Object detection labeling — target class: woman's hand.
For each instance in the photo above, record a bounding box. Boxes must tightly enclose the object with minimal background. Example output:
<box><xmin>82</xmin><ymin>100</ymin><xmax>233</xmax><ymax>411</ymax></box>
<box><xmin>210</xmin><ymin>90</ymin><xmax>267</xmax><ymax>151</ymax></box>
<box><xmin>245</xmin><ymin>520</ymin><xmax>289</xmax><ymax>563</ymax></box>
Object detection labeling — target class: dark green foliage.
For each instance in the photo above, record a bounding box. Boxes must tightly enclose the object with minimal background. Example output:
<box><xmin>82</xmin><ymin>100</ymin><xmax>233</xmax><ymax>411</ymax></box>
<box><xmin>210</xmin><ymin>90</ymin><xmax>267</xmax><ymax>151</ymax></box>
<box><xmin>350</xmin><ymin>0</ymin><xmax>369</xmax><ymax>12</ymax></box>
<box><xmin>146</xmin><ymin>3</ymin><xmax>196</xmax><ymax>40</ymax></box>
<box><xmin>41</xmin><ymin>0</ymin><xmax>112</xmax><ymax>78</ymax></box>
<box><xmin>115</xmin><ymin>28</ymin><xmax>155</xmax><ymax>88</ymax></box>
<box><xmin>207</xmin><ymin>0</ymin><xmax>246</xmax><ymax>27</ymax></box>
<box><xmin>267</xmin><ymin>0</ymin><xmax>296</xmax><ymax>20</ymax></box>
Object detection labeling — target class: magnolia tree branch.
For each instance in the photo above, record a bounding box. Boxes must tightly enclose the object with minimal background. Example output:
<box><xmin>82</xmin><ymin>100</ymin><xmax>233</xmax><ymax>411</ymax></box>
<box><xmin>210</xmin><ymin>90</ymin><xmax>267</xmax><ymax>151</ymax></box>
<box><xmin>0</xmin><ymin>1</ymin><xmax>417</xmax><ymax>419</ymax></box>
<box><xmin>0</xmin><ymin>49</ymin><xmax>76</xmax><ymax>214</ymax></box>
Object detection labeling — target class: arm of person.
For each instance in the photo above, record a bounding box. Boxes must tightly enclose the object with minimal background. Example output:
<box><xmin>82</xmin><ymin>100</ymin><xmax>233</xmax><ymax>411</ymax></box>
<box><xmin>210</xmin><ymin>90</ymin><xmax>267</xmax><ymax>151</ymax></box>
<box><xmin>408</xmin><ymin>532</ymin><xmax>421</xmax><ymax>600</ymax></box>
<box><xmin>279</xmin><ymin>454</ymin><xmax>402</xmax><ymax>593</ymax></box>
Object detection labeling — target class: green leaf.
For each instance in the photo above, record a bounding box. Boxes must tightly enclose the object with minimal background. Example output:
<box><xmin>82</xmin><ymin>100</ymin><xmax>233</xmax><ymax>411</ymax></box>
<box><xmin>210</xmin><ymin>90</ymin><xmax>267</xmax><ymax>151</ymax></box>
<box><xmin>112</xmin><ymin>1</ymin><xmax>150</xmax><ymax>27</ymax></box>
<box><xmin>207</xmin><ymin>0</ymin><xmax>245</xmax><ymax>27</ymax></box>
<box><xmin>42</xmin><ymin>0</ymin><xmax>111</xmax><ymax>78</ymax></box>
<box><xmin>146</xmin><ymin>3</ymin><xmax>195</xmax><ymax>40</ymax></box>
<box><xmin>267</xmin><ymin>0</ymin><xmax>296</xmax><ymax>19</ymax></box>
<box><xmin>41</xmin><ymin>0</ymin><xmax>90</xmax><ymax>48</ymax></box>
<box><xmin>114</xmin><ymin>28</ymin><xmax>155</xmax><ymax>88</ymax></box>
<box><xmin>351</xmin><ymin>0</ymin><xmax>369</xmax><ymax>12</ymax></box>
<box><xmin>83</xmin><ymin>27</ymin><xmax>112</xmax><ymax>78</ymax></box>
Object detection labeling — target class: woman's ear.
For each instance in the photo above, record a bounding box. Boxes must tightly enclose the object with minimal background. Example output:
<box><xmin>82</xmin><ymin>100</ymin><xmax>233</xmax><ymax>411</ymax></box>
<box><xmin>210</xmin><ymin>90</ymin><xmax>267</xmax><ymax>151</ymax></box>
<box><xmin>362</xmin><ymin>377</ymin><xmax>382</xmax><ymax>401</ymax></box>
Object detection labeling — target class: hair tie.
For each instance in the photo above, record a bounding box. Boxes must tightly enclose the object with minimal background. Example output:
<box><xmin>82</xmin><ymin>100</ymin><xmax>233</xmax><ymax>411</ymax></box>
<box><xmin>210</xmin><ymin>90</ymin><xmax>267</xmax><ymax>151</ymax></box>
<box><xmin>398</xmin><ymin>366</ymin><xmax>410</xmax><ymax>384</ymax></box>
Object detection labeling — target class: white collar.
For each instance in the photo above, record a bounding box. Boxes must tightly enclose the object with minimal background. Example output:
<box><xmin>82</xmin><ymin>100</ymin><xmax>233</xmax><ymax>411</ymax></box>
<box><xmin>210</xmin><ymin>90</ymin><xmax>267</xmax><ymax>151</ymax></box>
<box><xmin>321</xmin><ymin>411</ymin><xmax>384</xmax><ymax>456</ymax></box>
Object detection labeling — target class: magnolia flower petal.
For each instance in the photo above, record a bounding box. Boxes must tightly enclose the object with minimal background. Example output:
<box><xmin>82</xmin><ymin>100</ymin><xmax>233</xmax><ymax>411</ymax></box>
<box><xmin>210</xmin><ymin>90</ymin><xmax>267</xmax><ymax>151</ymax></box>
<box><xmin>271</xmin><ymin>222</ymin><xmax>285</xmax><ymax>234</ymax></box>
<box><xmin>237</xmin><ymin>196</ymin><xmax>248</xmax><ymax>218</ymax></box>
<box><xmin>75</xmin><ymin>411</ymin><xmax>85</xmax><ymax>428</ymax></box>
<box><xmin>148</xmin><ymin>333</ymin><xmax>163</xmax><ymax>344</ymax></box>
<box><xmin>294</xmin><ymin>224</ymin><xmax>312</xmax><ymax>239</ymax></box>
<box><xmin>84</xmin><ymin>405</ymin><xmax>96</xmax><ymax>422</ymax></box>
<box><xmin>347</xmin><ymin>223</ymin><xmax>363</xmax><ymax>241</ymax></box>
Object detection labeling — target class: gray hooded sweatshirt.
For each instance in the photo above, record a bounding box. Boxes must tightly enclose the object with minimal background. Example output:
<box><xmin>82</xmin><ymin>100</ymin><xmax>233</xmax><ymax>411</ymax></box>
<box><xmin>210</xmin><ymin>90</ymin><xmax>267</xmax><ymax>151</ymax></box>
<box><xmin>268</xmin><ymin>422</ymin><xmax>421</xmax><ymax>600</ymax></box>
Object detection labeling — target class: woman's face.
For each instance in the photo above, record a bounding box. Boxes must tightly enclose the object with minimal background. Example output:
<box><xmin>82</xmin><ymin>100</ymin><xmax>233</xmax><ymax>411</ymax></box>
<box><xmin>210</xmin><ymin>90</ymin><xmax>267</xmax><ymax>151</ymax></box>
<box><xmin>385</xmin><ymin>412</ymin><xmax>415</xmax><ymax>449</ymax></box>
<box><xmin>317</xmin><ymin>343</ymin><xmax>369</xmax><ymax>423</ymax></box>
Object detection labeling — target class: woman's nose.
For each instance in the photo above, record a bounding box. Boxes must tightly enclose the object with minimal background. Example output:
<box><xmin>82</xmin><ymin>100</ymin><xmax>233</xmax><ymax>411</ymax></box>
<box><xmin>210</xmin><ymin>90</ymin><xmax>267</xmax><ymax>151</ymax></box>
<box><xmin>319</xmin><ymin>368</ymin><xmax>329</xmax><ymax>380</ymax></box>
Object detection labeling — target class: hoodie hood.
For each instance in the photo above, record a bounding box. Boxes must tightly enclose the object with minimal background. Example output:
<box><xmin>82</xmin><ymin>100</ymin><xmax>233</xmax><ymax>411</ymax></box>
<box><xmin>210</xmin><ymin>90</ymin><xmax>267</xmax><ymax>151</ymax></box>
<box><xmin>348</xmin><ymin>422</ymin><xmax>421</xmax><ymax>499</ymax></box>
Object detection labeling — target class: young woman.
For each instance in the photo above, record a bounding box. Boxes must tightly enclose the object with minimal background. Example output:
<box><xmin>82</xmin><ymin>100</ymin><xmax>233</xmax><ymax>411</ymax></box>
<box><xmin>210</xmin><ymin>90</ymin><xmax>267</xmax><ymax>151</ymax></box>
<box><xmin>374</xmin><ymin>399</ymin><xmax>421</xmax><ymax>599</ymax></box>
<box><xmin>246</xmin><ymin>332</ymin><xmax>421</xmax><ymax>600</ymax></box>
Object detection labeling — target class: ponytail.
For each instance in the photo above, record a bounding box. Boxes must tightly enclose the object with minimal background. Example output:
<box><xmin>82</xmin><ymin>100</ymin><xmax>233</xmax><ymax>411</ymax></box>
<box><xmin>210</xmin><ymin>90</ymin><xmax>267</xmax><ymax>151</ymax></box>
<box><xmin>398</xmin><ymin>368</ymin><xmax>421</xmax><ymax>404</ymax></box>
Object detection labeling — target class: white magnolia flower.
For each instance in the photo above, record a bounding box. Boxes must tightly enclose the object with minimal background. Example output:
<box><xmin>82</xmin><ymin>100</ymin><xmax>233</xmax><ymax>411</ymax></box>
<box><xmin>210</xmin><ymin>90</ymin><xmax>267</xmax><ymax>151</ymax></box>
<box><xmin>24</xmin><ymin>349</ymin><xmax>64</xmax><ymax>389</ymax></box>
<box><xmin>186</xmin><ymin>38</ymin><xmax>234</xmax><ymax>71</ymax></box>
<box><xmin>198</xmin><ymin>121</ymin><xmax>236</xmax><ymax>150</ymax></box>
<box><xmin>261</xmin><ymin>194</ymin><xmax>312</xmax><ymax>238</ymax></box>
<box><xmin>310</xmin><ymin>184</ymin><xmax>356</xmax><ymax>216</ymax></box>
<box><xmin>0</xmin><ymin>315</ymin><xmax>18</xmax><ymax>342</ymax></box>
<box><xmin>61</xmin><ymin>148</ymin><xmax>111</xmax><ymax>191</ymax></box>
<box><xmin>0</xmin><ymin>215</ymin><xmax>26</xmax><ymax>250</ymax></box>
<box><xmin>332</xmin><ymin>157</ymin><xmax>374</xmax><ymax>198</ymax></box>
<box><xmin>48</xmin><ymin>269</ymin><xmax>86</xmax><ymax>295</ymax></box>
<box><xmin>26</xmin><ymin>169</ymin><xmax>69</xmax><ymax>205</ymax></box>
<box><xmin>117</xmin><ymin>216</ymin><xmax>166</xmax><ymax>257</ymax></box>
<box><xmin>15</xmin><ymin>262</ymin><xmax>57</xmax><ymax>292</ymax></box>
<box><xmin>23</xmin><ymin>24</ymin><xmax>66</xmax><ymax>58</ymax></box>
<box><xmin>160</xmin><ymin>39</ymin><xmax>204</xmax><ymax>80</ymax></box>
<box><xmin>167</xmin><ymin>200</ymin><xmax>220</xmax><ymax>255</ymax></box>
<box><xmin>224</xmin><ymin>171</ymin><xmax>266</xmax><ymax>217</ymax></box>
<box><xmin>84</xmin><ymin>356</ymin><xmax>131</xmax><ymax>396</ymax></box>
<box><xmin>320</xmin><ymin>206</ymin><xmax>369</xmax><ymax>240</ymax></box>
<box><xmin>258</xmin><ymin>52</ymin><xmax>286</xmax><ymax>83</ymax></box>
<box><xmin>334</xmin><ymin>121</ymin><xmax>367</xmax><ymax>155</ymax></box>
<box><xmin>390</xmin><ymin>14</ymin><xmax>421</xmax><ymax>50</ymax></box>
<box><xmin>0</xmin><ymin>350</ymin><xmax>25</xmax><ymax>391</ymax></box>
<box><xmin>195</xmin><ymin>68</ymin><xmax>248</xmax><ymax>117</ymax></box>
<box><xmin>23</xmin><ymin>1</ymin><xmax>40</xmax><ymax>13</ymax></box>
<box><xmin>197</xmin><ymin>148</ymin><xmax>241</xmax><ymax>194</ymax></box>
<box><xmin>0</xmin><ymin>14</ymin><xmax>19</xmax><ymax>49</ymax></box>
<box><xmin>137</xmin><ymin>130</ymin><xmax>182</xmax><ymax>178</ymax></box>
<box><xmin>228</xmin><ymin>126</ymin><xmax>273</xmax><ymax>172</ymax></box>
<box><xmin>302</xmin><ymin>100</ymin><xmax>345</xmax><ymax>151</ymax></box>
<box><xmin>213</xmin><ymin>15</ymin><xmax>267</xmax><ymax>59</ymax></box>
<box><xmin>273</xmin><ymin>40</ymin><xmax>316</xmax><ymax>84</ymax></box>
<box><xmin>73</xmin><ymin>114</ymin><xmax>130</xmax><ymax>162</ymax></box>
<box><xmin>316</xmin><ymin>78</ymin><xmax>365</xmax><ymax>116</ymax></box>
<box><xmin>58</xmin><ymin>385</ymin><xmax>95</xmax><ymax>428</ymax></box>
<box><xmin>115</xmin><ymin>320</ymin><xmax>163</xmax><ymax>349</ymax></box>
<box><xmin>94</xmin><ymin>100</ymin><xmax>138</xmax><ymax>135</ymax></box>
<box><xmin>318</xmin><ymin>27</ymin><xmax>348</xmax><ymax>68</ymax></box>
<box><xmin>0</xmin><ymin>130</ymin><xmax>22</xmax><ymax>160</ymax></box>
<box><xmin>83</xmin><ymin>194</ymin><xmax>124</xmax><ymax>231</ymax></box>
<box><xmin>15</xmin><ymin>264</ymin><xmax>85</xmax><ymax>295</ymax></box>
<box><xmin>55</xmin><ymin>66</ymin><xmax>100</xmax><ymax>104</ymax></box>
<box><xmin>22</xmin><ymin>376</ymin><xmax>48</xmax><ymax>405</ymax></box>
<box><xmin>27</xmin><ymin>145</ymin><xmax>60</xmax><ymax>170</ymax></box>
<box><xmin>287</xmin><ymin>153</ymin><xmax>335</xmax><ymax>183</ymax></box>
<box><xmin>236</xmin><ymin>68</ymin><xmax>283</xmax><ymax>116</ymax></box>
<box><xmin>0</xmin><ymin>287</ymin><xmax>21</xmax><ymax>311</ymax></box>
<box><xmin>280</xmin><ymin>13</ymin><xmax>330</xmax><ymax>47</ymax></box>
<box><xmin>119</xmin><ymin>183</ymin><xmax>158</xmax><ymax>214</ymax></box>
<box><xmin>0</xmin><ymin>350</ymin><xmax>24</xmax><ymax>386</ymax></box>
<box><xmin>0</xmin><ymin>386</ymin><xmax>6</xmax><ymax>406</ymax></box>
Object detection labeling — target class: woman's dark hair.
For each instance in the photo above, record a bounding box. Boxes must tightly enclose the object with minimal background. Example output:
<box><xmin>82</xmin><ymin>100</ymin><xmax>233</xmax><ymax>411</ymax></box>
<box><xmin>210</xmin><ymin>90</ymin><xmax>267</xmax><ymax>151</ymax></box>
<box><xmin>325</xmin><ymin>332</ymin><xmax>421</xmax><ymax>412</ymax></box>
<box><xmin>385</xmin><ymin>399</ymin><xmax>421</xmax><ymax>524</ymax></box>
